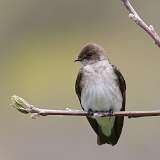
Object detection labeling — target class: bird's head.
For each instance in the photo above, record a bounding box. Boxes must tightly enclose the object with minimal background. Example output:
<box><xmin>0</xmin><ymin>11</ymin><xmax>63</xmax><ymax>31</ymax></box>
<box><xmin>75</xmin><ymin>43</ymin><xmax>106</xmax><ymax>66</ymax></box>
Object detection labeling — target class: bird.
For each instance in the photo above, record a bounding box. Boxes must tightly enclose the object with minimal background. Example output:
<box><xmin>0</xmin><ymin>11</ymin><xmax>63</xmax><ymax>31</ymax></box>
<box><xmin>75</xmin><ymin>43</ymin><xmax>126</xmax><ymax>145</ymax></box>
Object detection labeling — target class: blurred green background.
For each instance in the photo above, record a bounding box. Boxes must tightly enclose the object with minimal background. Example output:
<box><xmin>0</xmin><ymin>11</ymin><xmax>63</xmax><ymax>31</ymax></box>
<box><xmin>1</xmin><ymin>0</ymin><xmax>160</xmax><ymax>159</ymax></box>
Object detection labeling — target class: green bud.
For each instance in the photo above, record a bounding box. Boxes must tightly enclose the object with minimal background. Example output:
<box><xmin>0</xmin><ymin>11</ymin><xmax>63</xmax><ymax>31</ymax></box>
<box><xmin>11</xmin><ymin>95</ymin><xmax>31</xmax><ymax>114</ymax></box>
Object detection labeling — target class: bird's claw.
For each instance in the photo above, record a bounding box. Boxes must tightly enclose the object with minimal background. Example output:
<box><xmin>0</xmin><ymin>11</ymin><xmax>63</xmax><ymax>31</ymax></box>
<box><xmin>87</xmin><ymin>109</ymin><xmax>94</xmax><ymax>117</ymax></box>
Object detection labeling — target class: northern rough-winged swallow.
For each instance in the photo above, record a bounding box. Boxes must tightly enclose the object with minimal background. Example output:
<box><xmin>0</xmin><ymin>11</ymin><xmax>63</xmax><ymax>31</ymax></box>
<box><xmin>75</xmin><ymin>43</ymin><xmax>126</xmax><ymax>145</ymax></box>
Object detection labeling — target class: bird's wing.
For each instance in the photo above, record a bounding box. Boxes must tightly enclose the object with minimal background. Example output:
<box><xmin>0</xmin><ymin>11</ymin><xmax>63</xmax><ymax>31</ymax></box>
<box><xmin>75</xmin><ymin>69</ymin><xmax>83</xmax><ymax>106</ymax></box>
<box><xmin>112</xmin><ymin>65</ymin><xmax>126</xmax><ymax>111</ymax></box>
<box><xmin>109</xmin><ymin>65</ymin><xmax>126</xmax><ymax>144</ymax></box>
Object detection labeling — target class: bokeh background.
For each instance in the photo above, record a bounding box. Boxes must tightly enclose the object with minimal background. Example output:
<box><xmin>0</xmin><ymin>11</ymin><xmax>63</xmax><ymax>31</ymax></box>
<box><xmin>1</xmin><ymin>0</ymin><xmax>160</xmax><ymax>159</ymax></box>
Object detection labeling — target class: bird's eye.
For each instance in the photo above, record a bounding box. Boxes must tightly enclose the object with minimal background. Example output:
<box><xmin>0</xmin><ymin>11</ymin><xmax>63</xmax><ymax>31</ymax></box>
<box><xmin>87</xmin><ymin>53</ymin><xmax>92</xmax><ymax>57</ymax></box>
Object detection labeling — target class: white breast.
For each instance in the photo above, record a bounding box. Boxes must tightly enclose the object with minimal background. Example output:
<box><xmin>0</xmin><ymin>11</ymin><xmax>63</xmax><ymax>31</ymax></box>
<box><xmin>81</xmin><ymin>61</ymin><xmax>122</xmax><ymax>112</ymax></box>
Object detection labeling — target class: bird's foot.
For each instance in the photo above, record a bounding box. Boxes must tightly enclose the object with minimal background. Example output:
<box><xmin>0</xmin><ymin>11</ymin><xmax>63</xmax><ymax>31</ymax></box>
<box><xmin>87</xmin><ymin>109</ymin><xmax>113</xmax><ymax>118</ymax></box>
<box><xmin>107</xmin><ymin>109</ymin><xmax>113</xmax><ymax>118</ymax></box>
<box><xmin>87</xmin><ymin>109</ymin><xmax>94</xmax><ymax>117</ymax></box>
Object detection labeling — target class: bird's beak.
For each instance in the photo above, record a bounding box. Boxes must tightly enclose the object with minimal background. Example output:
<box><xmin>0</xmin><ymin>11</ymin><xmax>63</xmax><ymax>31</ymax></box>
<box><xmin>74</xmin><ymin>59</ymin><xmax>81</xmax><ymax>62</ymax></box>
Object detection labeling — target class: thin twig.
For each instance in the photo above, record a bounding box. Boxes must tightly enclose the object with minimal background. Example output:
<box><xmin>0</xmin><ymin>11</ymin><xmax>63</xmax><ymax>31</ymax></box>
<box><xmin>121</xmin><ymin>0</ymin><xmax>160</xmax><ymax>47</ymax></box>
<box><xmin>11</xmin><ymin>95</ymin><xmax>160</xmax><ymax>119</ymax></box>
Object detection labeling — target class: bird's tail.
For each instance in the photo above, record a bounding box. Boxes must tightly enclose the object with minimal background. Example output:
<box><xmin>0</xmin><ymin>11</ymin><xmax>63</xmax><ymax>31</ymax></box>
<box><xmin>97</xmin><ymin>116</ymin><xmax>124</xmax><ymax>145</ymax></box>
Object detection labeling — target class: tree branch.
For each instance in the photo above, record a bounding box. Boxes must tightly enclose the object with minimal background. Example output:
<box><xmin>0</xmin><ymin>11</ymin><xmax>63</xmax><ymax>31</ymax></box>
<box><xmin>121</xmin><ymin>0</ymin><xmax>160</xmax><ymax>47</ymax></box>
<box><xmin>11</xmin><ymin>95</ymin><xmax>160</xmax><ymax>119</ymax></box>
